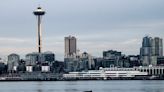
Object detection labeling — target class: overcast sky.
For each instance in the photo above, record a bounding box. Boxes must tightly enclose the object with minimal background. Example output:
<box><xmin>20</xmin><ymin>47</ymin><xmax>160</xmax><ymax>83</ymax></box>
<box><xmin>0</xmin><ymin>0</ymin><xmax>164</xmax><ymax>60</ymax></box>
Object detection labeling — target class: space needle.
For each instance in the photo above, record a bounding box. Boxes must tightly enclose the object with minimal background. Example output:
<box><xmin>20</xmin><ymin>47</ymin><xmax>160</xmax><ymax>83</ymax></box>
<box><xmin>33</xmin><ymin>6</ymin><xmax>45</xmax><ymax>53</ymax></box>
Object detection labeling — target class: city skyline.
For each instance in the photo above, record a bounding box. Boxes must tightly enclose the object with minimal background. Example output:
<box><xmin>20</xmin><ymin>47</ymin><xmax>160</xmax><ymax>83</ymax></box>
<box><xmin>0</xmin><ymin>0</ymin><xmax>164</xmax><ymax>60</ymax></box>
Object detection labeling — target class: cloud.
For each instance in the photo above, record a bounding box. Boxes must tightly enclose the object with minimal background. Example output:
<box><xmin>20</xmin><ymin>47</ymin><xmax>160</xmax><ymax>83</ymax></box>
<box><xmin>77</xmin><ymin>37</ymin><xmax>142</xmax><ymax>57</ymax></box>
<box><xmin>0</xmin><ymin>37</ymin><xmax>35</xmax><ymax>47</ymax></box>
<box><xmin>0</xmin><ymin>0</ymin><xmax>164</xmax><ymax>60</ymax></box>
<box><xmin>121</xmin><ymin>39</ymin><xmax>140</xmax><ymax>45</ymax></box>
<box><xmin>0</xmin><ymin>37</ymin><xmax>27</xmax><ymax>43</ymax></box>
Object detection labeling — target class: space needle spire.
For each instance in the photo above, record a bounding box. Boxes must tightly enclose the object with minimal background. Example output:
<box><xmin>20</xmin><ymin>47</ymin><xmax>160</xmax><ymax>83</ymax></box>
<box><xmin>33</xmin><ymin>6</ymin><xmax>45</xmax><ymax>53</ymax></box>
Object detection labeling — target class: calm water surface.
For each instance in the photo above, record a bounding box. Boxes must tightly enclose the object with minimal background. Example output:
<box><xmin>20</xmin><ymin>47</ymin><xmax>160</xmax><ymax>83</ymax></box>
<box><xmin>0</xmin><ymin>80</ymin><xmax>164</xmax><ymax>92</ymax></box>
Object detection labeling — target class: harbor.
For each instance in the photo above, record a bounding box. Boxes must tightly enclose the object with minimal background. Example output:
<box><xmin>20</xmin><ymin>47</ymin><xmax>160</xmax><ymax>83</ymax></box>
<box><xmin>0</xmin><ymin>66</ymin><xmax>164</xmax><ymax>81</ymax></box>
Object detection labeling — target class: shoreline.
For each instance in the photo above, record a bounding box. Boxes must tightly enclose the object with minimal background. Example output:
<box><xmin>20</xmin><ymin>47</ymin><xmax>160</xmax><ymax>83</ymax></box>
<box><xmin>0</xmin><ymin>78</ymin><xmax>164</xmax><ymax>81</ymax></box>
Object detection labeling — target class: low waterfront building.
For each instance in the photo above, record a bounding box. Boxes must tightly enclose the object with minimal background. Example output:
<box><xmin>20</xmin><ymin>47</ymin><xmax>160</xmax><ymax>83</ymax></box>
<box><xmin>51</xmin><ymin>61</ymin><xmax>64</xmax><ymax>73</ymax></box>
<box><xmin>26</xmin><ymin>66</ymin><xmax>33</xmax><ymax>72</ymax></box>
<box><xmin>33</xmin><ymin>65</ymin><xmax>41</xmax><ymax>71</ymax></box>
<box><xmin>25</xmin><ymin>52</ymin><xmax>39</xmax><ymax>66</ymax></box>
<box><xmin>64</xmin><ymin>58</ymin><xmax>79</xmax><ymax>72</ymax></box>
<box><xmin>157</xmin><ymin>56</ymin><xmax>164</xmax><ymax>66</ymax></box>
<box><xmin>41</xmin><ymin>66</ymin><xmax>50</xmax><ymax>72</ymax></box>
<box><xmin>63</xmin><ymin>67</ymin><xmax>148</xmax><ymax>79</ymax></box>
<box><xmin>102</xmin><ymin>50</ymin><xmax>131</xmax><ymax>68</ymax></box>
<box><xmin>93</xmin><ymin>58</ymin><xmax>103</xmax><ymax>70</ymax></box>
<box><xmin>128</xmin><ymin>55</ymin><xmax>141</xmax><ymax>67</ymax></box>
<box><xmin>41</xmin><ymin>63</ymin><xmax>50</xmax><ymax>72</ymax></box>
<box><xmin>7</xmin><ymin>53</ymin><xmax>20</xmax><ymax>72</ymax></box>
<box><xmin>17</xmin><ymin>64</ymin><xmax>26</xmax><ymax>72</ymax></box>
<box><xmin>64</xmin><ymin>52</ymin><xmax>94</xmax><ymax>72</ymax></box>
<box><xmin>134</xmin><ymin>66</ymin><xmax>164</xmax><ymax>75</ymax></box>
<box><xmin>103</xmin><ymin>50</ymin><xmax>122</xmax><ymax>59</ymax></box>
<box><xmin>41</xmin><ymin>51</ymin><xmax>55</xmax><ymax>63</ymax></box>
<box><xmin>103</xmin><ymin>50</ymin><xmax>122</xmax><ymax>67</ymax></box>
<box><xmin>25</xmin><ymin>52</ymin><xmax>55</xmax><ymax>66</ymax></box>
<box><xmin>0</xmin><ymin>62</ymin><xmax>7</xmax><ymax>74</ymax></box>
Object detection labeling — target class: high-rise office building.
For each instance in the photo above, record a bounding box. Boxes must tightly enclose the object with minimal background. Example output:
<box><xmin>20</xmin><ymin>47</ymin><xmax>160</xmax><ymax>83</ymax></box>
<box><xmin>65</xmin><ymin>36</ymin><xmax>77</xmax><ymax>58</ymax></box>
<box><xmin>140</xmin><ymin>36</ymin><xmax>163</xmax><ymax>66</ymax></box>
<box><xmin>151</xmin><ymin>37</ymin><xmax>163</xmax><ymax>65</ymax></box>
<box><xmin>140</xmin><ymin>36</ymin><xmax>152</xmax><ymax>66</ymax></box>
<box><xmin>154</xmin><ymin>37</ymin><xmax>163</xmax><ymax>56</ymax></box>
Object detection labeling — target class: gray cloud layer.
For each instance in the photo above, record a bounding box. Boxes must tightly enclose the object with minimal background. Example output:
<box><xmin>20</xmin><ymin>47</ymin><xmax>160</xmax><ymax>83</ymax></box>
<box><xmin>0</xmin><ymin>0</ymin><xmax>164</xmax><ymax>60</ymax></box>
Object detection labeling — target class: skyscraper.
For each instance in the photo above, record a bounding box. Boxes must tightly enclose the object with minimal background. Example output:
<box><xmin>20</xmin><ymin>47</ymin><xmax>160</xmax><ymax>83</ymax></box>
<box><xmin>140</xmin><ymin>36</ymin><xmax>152</xmax><ymax>66</ymax></box>
<box><xmin>140</xmin><ymin>36</ymin><xmax>163</xmax><ymax>66</ymax></box>
<box><xmin>154</xmin><ymin>37</ymin><xmax>163</xmax><ymax>56</ymax></box>
<box><xmin>65</xmin><ymin>36</ymin><xmax>77</xmax><ymax>58</ymax></box>
<box><xmin>151</xmin><ymin>37</ymin><xmax>163</xmax><ymax>65</ymax></box>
